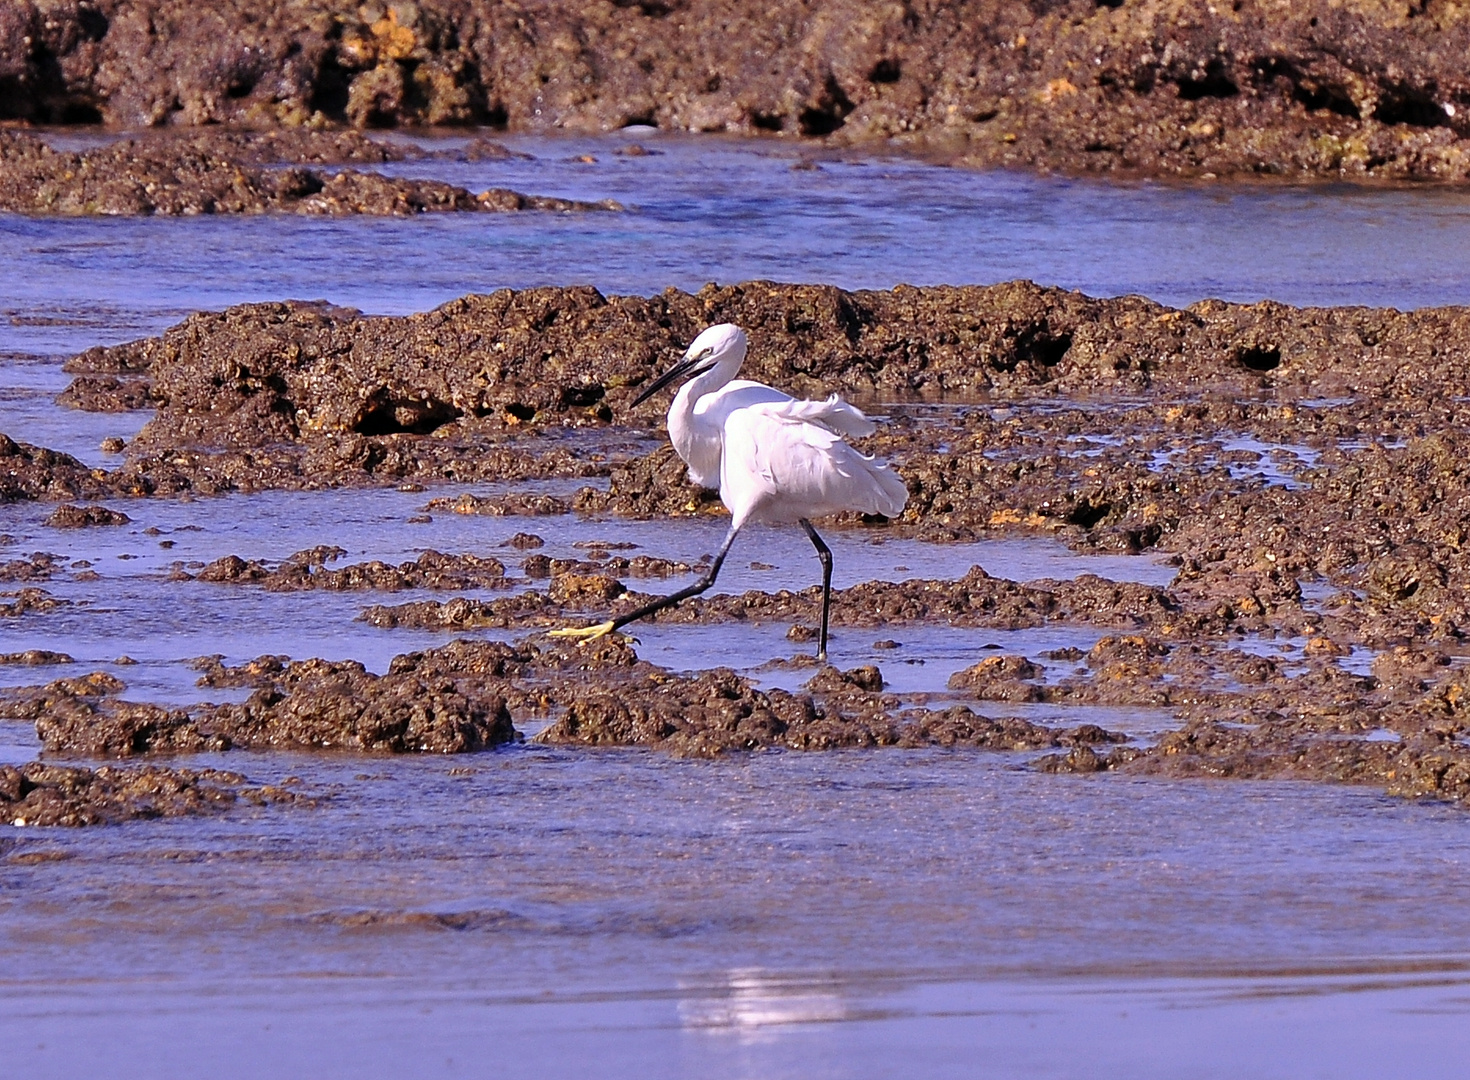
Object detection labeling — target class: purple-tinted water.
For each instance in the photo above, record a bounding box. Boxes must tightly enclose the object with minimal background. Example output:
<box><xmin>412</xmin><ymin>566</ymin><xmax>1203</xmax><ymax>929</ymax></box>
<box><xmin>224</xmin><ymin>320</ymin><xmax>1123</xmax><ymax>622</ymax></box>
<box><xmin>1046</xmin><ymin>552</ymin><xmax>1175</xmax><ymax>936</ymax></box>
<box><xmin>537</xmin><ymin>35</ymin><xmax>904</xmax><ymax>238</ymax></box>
<box><xmin>3</xmin><ymin>133</ymin><xmax>1470</xmax><ymax>1078</ymax></box>
<box><xmin>6</xmin><ymin>748</ymin><xmax>1470</xmax><ymax>1079</ymax></box>
<box><xmin>4</xmin><ymin>131</ymin><xmax>1470</xmax><ymax>363</ymax></box>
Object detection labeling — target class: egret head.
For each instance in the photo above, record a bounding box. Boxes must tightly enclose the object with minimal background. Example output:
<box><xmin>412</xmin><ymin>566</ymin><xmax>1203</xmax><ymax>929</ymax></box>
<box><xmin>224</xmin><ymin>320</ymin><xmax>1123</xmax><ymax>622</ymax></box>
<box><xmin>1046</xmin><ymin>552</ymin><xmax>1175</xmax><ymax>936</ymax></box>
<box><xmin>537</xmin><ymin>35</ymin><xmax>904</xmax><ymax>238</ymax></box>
<box><xmin>632</xmin><ymin>324</ymin><xmax>748</xmax><ymax>406</ymax></box>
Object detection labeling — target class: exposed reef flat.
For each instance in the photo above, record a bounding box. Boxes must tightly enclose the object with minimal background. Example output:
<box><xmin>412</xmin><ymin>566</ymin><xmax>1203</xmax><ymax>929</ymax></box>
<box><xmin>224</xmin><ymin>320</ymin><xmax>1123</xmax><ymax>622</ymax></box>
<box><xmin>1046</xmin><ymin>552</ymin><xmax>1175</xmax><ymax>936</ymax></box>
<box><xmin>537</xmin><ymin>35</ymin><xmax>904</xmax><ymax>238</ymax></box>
<box><xmin>13</xmin><ymin>629</ymin><xmax>1470</xmax><ymax>812</ymax></box>
<box><xmin>0</xmin><ymin>129</ymin><xmax>620</xmax><ymax>216</ymax></box>
<box><xmin>2</xmin><ymin>278</ymin><xmax>1469</xmax><ymax>812</ymax></box>
<box><xmin>6</xmin><ymin>1</ymin><xmax>1470</xmax><ymax>181</ymax></box>
<box><xmin>33</xmin><ymin>279</ymin><xmax>1470</xmax><ymax>652</ymax></box>
<box><xmin>0</xmin><ymin>760</ymin><xmax>307</xmax><ymax>826</ymax></box>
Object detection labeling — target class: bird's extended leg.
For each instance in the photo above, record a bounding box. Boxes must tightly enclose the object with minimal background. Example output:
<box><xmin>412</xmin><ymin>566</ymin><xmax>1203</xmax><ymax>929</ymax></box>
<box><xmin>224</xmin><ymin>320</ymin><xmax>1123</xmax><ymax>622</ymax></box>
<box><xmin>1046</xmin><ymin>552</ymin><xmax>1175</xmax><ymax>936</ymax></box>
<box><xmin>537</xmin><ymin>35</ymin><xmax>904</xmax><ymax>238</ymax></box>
<box><xmin>799</xmin><ymin>518</ymin><xmax>833</xmax><ymax>663</ymax></box>
<box><xmin>549</xmin><ymin>525</ymin><xmax>742</xmax><ymax>644</ymax></box>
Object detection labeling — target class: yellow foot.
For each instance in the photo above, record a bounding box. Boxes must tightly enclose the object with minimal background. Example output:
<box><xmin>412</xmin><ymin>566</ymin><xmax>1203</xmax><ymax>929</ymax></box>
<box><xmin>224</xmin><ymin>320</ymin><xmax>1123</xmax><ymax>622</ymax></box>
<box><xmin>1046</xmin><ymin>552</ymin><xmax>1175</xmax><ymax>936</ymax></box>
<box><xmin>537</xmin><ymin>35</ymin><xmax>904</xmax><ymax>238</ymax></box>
<box><xmin>547</xmin><ymin>620</ymin><xmax>618</xmax><ymax>644</ymax></box>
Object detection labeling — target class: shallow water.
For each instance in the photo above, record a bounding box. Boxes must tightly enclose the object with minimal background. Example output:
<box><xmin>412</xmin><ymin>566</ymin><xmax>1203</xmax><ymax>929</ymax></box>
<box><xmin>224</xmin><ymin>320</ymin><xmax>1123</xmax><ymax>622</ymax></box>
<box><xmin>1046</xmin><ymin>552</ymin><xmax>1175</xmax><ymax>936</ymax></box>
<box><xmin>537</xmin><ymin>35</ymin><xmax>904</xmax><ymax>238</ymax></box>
<box><xmin>0</xmin><ymin>475</ymin><xmax>1179</xmax><ymax>711</ymax></box>
<box><xmin>6</xmin><ymin>748</ymin><xmax>1470</xmax><ymax>1078</ymax></box>
<box><xmin>5</xmin><ymin>131</ymin><xmax>1470</xmax><ymax>363</ymax></box>
<box><xmin>4</xmin><ymin>133</ymin><xmax>1469</xmax><ymax>1078</ymax></box>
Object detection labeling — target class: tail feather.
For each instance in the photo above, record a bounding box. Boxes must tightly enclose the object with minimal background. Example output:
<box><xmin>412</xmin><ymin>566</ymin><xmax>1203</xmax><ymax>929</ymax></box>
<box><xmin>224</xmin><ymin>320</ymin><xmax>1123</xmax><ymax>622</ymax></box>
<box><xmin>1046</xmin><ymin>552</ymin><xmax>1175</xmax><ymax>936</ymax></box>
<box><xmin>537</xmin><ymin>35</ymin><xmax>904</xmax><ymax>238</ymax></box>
<box><xmin>866</xmin><ymin>458</ymin><xmax>909</xmax><ymax>518</ymax></box>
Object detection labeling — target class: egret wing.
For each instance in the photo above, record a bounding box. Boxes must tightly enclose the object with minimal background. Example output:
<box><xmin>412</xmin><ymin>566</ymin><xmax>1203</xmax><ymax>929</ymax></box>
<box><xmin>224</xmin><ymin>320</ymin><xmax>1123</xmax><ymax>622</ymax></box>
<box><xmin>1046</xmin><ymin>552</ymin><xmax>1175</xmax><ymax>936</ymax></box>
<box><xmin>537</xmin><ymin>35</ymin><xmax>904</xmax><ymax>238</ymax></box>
<box><xmin>721</xmin><ymin>402</ymin><xmax>907</xmax><ymax>525</ymax></box>
<box><xmin>765</xmin><ymin>394</ymin><xmax>877</xmax><ymax>438</ymax></box>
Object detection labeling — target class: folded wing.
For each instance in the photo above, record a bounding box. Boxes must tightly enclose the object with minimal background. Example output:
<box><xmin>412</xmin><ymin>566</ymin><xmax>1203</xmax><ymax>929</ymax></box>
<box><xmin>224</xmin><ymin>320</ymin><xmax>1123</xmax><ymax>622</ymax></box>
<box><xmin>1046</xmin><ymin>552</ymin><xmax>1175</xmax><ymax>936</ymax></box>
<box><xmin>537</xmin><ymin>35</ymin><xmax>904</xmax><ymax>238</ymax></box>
<box><xmin>720</xmin><ymin>400</ymin><xmax>907</xmax><ymax>527</ymax></box>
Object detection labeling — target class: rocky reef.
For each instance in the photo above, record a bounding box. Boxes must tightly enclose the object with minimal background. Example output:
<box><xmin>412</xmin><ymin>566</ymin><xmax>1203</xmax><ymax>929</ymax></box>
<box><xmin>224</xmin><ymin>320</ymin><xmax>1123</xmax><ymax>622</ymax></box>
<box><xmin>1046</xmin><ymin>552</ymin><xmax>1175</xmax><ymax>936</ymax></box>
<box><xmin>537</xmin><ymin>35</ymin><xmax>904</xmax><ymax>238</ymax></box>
<box><xmin>5</xmin><ymin>1</ymin><xmax>1470</xmax><ymax>180</ymax></box>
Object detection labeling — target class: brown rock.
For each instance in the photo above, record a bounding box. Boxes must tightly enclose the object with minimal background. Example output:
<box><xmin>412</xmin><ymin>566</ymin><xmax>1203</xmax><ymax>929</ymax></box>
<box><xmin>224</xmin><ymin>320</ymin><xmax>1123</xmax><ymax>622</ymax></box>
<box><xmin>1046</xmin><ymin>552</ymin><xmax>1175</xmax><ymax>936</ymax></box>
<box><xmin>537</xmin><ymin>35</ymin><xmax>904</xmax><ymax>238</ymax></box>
<box><xmin>0</xmin><ymin>762</ymin><xmax>302</xmax><ymax>827</ymax></box>
<box><xmin>44</xmin><ymin>503</ymin><xmax>131</xmax><ymax>528</ymax></box>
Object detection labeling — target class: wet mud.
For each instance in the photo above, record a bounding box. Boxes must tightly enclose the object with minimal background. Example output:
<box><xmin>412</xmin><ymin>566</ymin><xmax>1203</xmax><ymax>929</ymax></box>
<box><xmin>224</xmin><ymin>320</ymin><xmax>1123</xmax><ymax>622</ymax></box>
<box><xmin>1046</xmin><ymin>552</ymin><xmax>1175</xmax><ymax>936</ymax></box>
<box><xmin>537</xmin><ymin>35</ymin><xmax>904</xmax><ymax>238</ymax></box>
<box><xmin>0</xmin><ymin>761</ymin><xmax>304</xmax><ymax>826</ymax></box>
<box><xmin>6</xmin><ymin>2</ymin><xmax>1470</xmax><ymax>182</ymax></box>
<box><xmin>0</xmin><ymin>130</ymin><xmax>621</xmax><ymax>217</ymax></box>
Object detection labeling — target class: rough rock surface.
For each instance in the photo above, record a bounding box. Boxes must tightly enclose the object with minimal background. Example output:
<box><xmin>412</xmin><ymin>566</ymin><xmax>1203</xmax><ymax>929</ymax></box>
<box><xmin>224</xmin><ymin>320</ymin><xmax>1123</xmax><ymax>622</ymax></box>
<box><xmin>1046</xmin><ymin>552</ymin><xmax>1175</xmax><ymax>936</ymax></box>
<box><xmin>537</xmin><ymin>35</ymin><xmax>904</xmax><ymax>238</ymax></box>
<box><xmin>18</xmin><ymin>615</ymin><xmax>1470</xmax><ymax>808</ymax></box>
<box><xmin>23</xmin><ymin>626</ymin><xmax>1470</xmax><ymax>814</ymax></box>
<box><xmin>54</xmin><ymin>278</ymin><xmax>1470</xmax><ymax>502</ymax></box>
<box><xmin>0</xmin><ymin>762</ymin><xmax>303</xmax><ymax>826</ymax></box>
<box><xmin>6</xmin><ymin>1</ymin><xmax>1470</xmax><ymax>180</ymax></box>
<box><xmin>24</xmin><ymin>276</ymin><xmax>1470</xmax><ymax>808</ymax></box>
<box><xmin>0</xmin><ymin>130</ymin><xmax>621</xmax><ymax>216</ymax></box>
<box><xmin>180</xmin><ymin>547</ymin><xmax>509</xmax><ymax>592</ymax></box>
<box><xmin>7</xmin><ymin>656</ymin><xmax>517</xmax><ymax>756</ymax></box>
<box><xmin>45</xmin><ymin>502</ymin><xmax>131</xmax><ymax>527</ymax></box>
<box><xmin>19</xmin><ymin>635</ymin><xmax>1128</xmax><ymax>760</ymax></box>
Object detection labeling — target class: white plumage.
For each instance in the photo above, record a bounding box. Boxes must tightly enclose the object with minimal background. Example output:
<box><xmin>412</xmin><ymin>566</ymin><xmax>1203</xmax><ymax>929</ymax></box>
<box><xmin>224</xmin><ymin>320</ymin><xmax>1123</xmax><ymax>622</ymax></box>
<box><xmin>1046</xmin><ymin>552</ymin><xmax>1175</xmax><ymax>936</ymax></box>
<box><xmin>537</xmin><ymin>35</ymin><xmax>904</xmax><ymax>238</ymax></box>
<box><xmin>551</xmin><ymin>322</ymin><xmax>908</xmax><ymax>660</ymax></box>
<box><xmin>667</xmin><ymin>325</ymin><xmax>907</xmax><ymax>527</ymax></box>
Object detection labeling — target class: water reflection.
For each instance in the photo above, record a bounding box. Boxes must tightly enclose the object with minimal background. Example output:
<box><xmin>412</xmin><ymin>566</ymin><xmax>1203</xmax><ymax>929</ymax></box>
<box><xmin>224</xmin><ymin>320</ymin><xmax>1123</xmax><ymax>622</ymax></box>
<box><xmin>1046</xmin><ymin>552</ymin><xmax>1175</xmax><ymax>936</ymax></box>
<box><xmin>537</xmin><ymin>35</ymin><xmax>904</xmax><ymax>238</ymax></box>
<box><xmin>678</xmin><ymin>970</ymin><xmax>851</xmax><ymax>1034</ymax></box>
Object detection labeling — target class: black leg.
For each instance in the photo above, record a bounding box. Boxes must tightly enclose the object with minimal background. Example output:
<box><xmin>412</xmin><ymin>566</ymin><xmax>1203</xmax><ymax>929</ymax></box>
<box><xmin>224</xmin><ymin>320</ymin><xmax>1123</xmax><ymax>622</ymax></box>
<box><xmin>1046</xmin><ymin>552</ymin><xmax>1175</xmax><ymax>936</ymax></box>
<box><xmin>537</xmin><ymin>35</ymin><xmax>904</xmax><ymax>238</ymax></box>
<box><xmin>799</xmin><ymin>518</ymin><xmax>833</xmax><ymax>662</ymax></box>
<box><xmin>551</xmin><ymin>524</ymin><xmax>741</xmax><ymax>642</ymax></box>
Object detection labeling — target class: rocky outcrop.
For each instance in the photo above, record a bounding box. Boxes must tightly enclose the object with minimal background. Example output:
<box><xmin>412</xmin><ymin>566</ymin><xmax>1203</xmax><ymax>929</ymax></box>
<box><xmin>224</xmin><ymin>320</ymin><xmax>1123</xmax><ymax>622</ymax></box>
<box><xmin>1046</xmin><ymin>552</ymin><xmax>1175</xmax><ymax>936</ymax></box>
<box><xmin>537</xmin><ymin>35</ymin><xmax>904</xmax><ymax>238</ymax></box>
<box><xmin>6</xmin><ymin>1</ymin><xmax>1470</xmax><ymax>179</ymax></box>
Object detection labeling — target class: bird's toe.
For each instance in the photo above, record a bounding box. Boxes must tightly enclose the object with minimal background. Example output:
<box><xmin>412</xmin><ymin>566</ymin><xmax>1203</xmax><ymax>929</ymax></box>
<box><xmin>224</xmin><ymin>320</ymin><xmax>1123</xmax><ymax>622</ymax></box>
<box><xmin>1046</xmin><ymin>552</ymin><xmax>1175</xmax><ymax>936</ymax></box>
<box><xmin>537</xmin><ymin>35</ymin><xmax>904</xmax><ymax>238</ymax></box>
<box><xmin>547</xmin><ymin>620</ymin><xmax>617</xmax><ymax>644</ymax></box>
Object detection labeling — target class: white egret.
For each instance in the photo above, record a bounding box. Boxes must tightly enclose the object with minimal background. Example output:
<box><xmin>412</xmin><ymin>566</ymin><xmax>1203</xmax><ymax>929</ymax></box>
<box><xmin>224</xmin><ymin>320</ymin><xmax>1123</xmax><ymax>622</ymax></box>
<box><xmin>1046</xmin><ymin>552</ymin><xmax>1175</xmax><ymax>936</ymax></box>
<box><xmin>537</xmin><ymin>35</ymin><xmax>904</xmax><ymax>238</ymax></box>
<box><xmin>550</xmin><ymin>323</ymin><xmax>908</xmax><ymax>660</ymax></box>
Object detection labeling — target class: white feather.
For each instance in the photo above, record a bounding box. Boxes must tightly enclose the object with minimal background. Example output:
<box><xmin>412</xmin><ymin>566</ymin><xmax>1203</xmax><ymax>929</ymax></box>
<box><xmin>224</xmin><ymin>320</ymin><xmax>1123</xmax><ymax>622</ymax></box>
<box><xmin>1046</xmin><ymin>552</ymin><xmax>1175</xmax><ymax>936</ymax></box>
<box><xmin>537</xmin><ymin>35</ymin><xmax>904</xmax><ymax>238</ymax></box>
<box><xmin>662</xmin><ymin>324</ymin><xmax>908</xmax><ymax>530</ymax></box>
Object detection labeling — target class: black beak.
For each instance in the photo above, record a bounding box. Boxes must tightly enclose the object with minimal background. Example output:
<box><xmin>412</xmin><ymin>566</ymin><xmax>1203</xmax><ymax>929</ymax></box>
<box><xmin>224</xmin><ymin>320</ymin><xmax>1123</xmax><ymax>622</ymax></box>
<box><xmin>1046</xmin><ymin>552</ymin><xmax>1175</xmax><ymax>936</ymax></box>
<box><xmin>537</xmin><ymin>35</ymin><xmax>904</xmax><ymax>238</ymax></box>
<box><xmin>630</xmin><ymin>353</ymin><xmax>715</xmax><ymax>407</ymax></box>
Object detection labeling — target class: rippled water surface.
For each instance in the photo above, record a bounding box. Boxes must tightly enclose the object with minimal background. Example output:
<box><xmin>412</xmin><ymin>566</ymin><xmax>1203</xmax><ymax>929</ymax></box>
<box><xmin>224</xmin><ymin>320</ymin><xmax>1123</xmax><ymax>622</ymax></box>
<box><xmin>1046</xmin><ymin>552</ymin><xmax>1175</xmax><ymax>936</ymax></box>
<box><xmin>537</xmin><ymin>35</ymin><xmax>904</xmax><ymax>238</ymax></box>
<box><xmin>7</xmin><ymin>749</ymin><xmax>1470</xmax><ymax>1079</ymax></box>
<box><xmin>4</xmin><ymin>134</ymin><xmax>1470</xmax><ymax>1079</ymax></box>
<box><xmin>5</xmin><ymin>131</ymin><xmax>1470</xmax><ymax>360</ymax></box>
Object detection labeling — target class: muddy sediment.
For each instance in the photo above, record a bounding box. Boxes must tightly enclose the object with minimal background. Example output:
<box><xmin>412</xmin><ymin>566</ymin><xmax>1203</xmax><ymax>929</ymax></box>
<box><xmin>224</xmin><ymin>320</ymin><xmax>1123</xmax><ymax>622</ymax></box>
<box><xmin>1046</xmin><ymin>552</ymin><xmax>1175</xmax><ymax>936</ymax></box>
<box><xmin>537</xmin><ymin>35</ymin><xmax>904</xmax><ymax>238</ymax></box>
<box><xmin>7</xmin><ymin>2</ymin><xmax>1470</xmax><ymax>181</ymax></box>
<box><xmin>0</xmin><ymin>130</ymin><xmax>621</xmax><ymax>216</ymax></box>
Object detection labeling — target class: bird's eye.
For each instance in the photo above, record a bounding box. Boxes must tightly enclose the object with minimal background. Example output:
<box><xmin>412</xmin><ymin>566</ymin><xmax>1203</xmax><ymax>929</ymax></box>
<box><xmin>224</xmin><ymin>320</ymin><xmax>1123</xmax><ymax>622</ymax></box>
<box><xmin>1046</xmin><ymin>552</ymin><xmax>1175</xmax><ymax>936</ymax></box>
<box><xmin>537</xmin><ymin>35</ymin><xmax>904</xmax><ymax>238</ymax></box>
<box><xmin>694</xmin><ymin>348</ymin><xmax>713</xmax><ymax>361</ymax></box>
